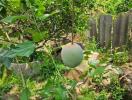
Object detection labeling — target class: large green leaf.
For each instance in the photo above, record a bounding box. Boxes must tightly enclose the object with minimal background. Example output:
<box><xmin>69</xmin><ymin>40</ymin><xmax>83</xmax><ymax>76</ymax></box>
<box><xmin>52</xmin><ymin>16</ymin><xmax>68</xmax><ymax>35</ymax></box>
<box><xmin>1</xmin><ymin>15</ymin><xmax>28</xmax><ymax>23</ymax></box>
<box><xmin>0</xmin><ymin>49</ymin><xmax>12</xmax><ymax>67</ymax></box>
<box><xmin>20</xmin><ymin>88</ymin><xmax>31</xmax><ymax>100</ymax></box>
<box><xmin>5</xmin><ymin>41</ymin><xmax>35</xmax><ymax>58</ymax></box>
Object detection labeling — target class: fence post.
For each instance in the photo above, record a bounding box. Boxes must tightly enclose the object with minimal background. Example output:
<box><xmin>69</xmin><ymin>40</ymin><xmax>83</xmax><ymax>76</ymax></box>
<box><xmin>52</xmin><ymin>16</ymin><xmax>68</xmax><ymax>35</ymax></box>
<box><xmin>113</xmin><ymin>15</ymin><xmax>120</xmax><ymax>48</ymax></box>
<box><xmin>113</xmin><ymin>13</ymin><xmax>128</xmax><ymax>48</ymax></box>
<box><xmin>119</xmin><ymin>13</ymin><xmax>128</xmax><ymax>46</ymax></box>
<box><xmin>128</xmin><ymin>11</ymin><xmax>132</xmax><ymax>54</ymax></box>
<box><xmin>89</xmin><ymin>18</ymin><xmax>97</xmax><ymax>40</ymax></box>
<box><xmin>98</xmin><ymin>15</ymin><xmax>112</xmax><ymax>47</ymax></box>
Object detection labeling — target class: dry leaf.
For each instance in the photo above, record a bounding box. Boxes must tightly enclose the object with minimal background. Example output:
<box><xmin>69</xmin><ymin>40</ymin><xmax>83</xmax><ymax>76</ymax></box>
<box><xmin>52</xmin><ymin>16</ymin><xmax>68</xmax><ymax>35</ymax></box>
<box><xmin>64</xmin><ymin>60</ymin><xmax>88</xmax><ymax>81</ymax></box>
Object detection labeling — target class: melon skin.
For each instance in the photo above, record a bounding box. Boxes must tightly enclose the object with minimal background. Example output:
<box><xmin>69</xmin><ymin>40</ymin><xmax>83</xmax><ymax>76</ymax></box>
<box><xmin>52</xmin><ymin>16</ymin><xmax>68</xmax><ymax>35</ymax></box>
<box><xmin>61</xmin><ymin>43</ymin><xmax>83</xmax><ymax>67</ymax></box>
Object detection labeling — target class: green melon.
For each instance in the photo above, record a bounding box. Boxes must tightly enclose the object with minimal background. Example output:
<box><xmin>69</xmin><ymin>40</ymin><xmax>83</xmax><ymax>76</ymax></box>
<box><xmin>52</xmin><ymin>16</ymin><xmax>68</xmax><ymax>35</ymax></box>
<box><xmin>61</xmin><ymin>43</ymin><xmax>83</xmax><ymax>67</ymax></box>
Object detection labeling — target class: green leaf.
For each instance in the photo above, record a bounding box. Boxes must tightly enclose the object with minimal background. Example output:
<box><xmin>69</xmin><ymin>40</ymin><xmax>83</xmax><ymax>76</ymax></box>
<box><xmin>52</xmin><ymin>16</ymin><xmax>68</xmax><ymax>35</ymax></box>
<box><xmin>32</xmin><ymin>32</ymin><xmax>44</xmax><ymax>42</ymax></box>
<box><xmin>0</xmin><ymin>49</ymin><xmax>12</xmax><ymax>67</ymax></box>
<box><xmin>38</xmin><ymin>10</ymin><xmax>60</xmax><ymax>20</ymax></box>
<box><xmin>20</xmin><ymin>88</ymin><xmax>31</xmax><ymax>100</ymax></box>
<box><xmin>55</xmin><ymin>85</ymin><xmax>67</xmax><ymax>100</ymax></box>
<box><xmin>94</xmin><ymin>66</ymin><xmax>105</xmax><ymax>76</ymax></box>
<box><xmin>1</xmin><ymin>15</ymin><xmax>28</xmax><ymax>23</ymax></box>
<box><xmin>26</xmin><ymin>29</ymin><xmax>44</xmax><ymax>42</ymax></box>
<box><xmin>25</xmin><ymin>0</ymin><xmax>31</xmax><ymax>8</ymax></box>
<box><xmin>38</xmin><ymin>14</ymin><xmax>50</xmax><ymax>20</ymax></box>
<box><xmin>0</xmin><ymin>2</ymin><xmax>5</xmax><ymax>7</ymax></box>
<box><xmin>88</xmin><ymin>59</ymin><xmax>100</xmax><ymax>68</ymax></box>
<box><xmin>5</xmin><ymin>41</ymin><xmax>35</xmax><ymax>58</ymax></box>
<box><xmin>32</xmin><ymin>31</ymin><xmax>49</xmax><ymax>42</ymax></box>
<box><xmin>0</xmin><ymin>57</ymin><xmax>11</xmax><ymax>67</ymax></box>
<box><xmin>24</xmin><ymin>28</ymin><xmax>49</xmax><ymax>42</ymax></box>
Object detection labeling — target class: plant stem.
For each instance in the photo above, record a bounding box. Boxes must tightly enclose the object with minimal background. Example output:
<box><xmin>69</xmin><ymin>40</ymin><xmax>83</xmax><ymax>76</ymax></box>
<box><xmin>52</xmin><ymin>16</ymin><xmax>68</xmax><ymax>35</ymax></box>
<box><xmin>0</xmin><ymin>38</ymin><xmax>19</xmax><ymax>44</ymax></box>
<box><xmin>5</xmin><ymin>32</ymin><xmax>11</xmax><ymax>41</ymax></box>
<box><xmin>72</xmin><ymin>33</ymin><xmax>74</xmax><ymax>44</ymax></box>
<box><xmin>45</xmin><ymin>45</ymin><xmax>62</xmax><ymax>78</ymax></box>
<box><xmin>0</xmin><ymin>66</ymin><xmax>7</xmax><ymax>86</ymax></box>
<box><xmin>71</xmin><ymin>0</ymin><xmax>74</xmax><ymax>44</ymax></box>
<box><xmin>32</xmin><ymin>9</ymin><xmax>41</xmax><ymax>33</ymax></box>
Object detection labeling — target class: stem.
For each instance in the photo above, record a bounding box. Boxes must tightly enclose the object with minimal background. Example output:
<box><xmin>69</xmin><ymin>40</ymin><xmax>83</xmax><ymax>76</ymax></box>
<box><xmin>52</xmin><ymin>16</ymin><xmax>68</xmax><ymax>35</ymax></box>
<box><xmin>16</xmin><ymin>58</ymin><xmax>26</xmax><ymax>88</ymax></box>
<box><xmin>72</xmin><ymin>32</ymin><xmax>74</xmax><ymax>44</ymax></box>
<box><xmin>1</xmin><ymin>24</ymin><xmax>11</xmax><ymax>41</ymax></box>
<box><xmin>32</xmin><ymin>9</ymin><xmax>41</xmax><ymax>33</ymax></box>
<box><xmin>5</xmin><ymin>32</ymin><xmax>11</xmax><ymax>41</ymax></box>
<box><xmin>0</xmin><ymin>38</ymin><xmax>19</xmax><ymax>44</ymax></box>
<box><xmin>0</xmin><ymin>67</ymin><xmax>7</xmax><ymax>86</ymax></box>
<box><xmin>71</xmin><ymin>0</ymin><xmax>74</xmax><ymax>44</ymax></box>
<box><xmin>46</xmin><ymin>45</ymin><xmax>57</xmax><ymax>67</ymax></box>
<box><xmin>45</xmin><ymin>45</ymin><xmax>62</xmax><ymax>78</ymax></box>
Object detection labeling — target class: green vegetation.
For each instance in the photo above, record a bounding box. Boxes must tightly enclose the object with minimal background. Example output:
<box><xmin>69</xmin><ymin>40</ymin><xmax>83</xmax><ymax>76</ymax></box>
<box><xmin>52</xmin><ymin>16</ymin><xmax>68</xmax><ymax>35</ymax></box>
<box><xmin>0</xmin><ymin>0</ymin><xmax>132</xmax><ymax>100</ymax></box>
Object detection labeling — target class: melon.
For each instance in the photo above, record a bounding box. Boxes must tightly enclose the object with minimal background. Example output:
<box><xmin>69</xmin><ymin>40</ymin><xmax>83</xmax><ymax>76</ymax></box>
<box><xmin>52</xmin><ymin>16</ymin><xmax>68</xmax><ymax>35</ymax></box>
<box><xmin>61</xmin><ymin>43</ymin><xmax>83</xmax><ymax>67</ymax></box>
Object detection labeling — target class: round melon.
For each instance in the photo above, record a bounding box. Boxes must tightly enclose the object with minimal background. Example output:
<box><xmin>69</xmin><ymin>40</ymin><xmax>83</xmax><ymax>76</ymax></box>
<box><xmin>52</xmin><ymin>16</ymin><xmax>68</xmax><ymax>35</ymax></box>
<box><xmin>61</xmin><ymin>43</ymin><xmax>83</xmax><ymax>67</ymax></box>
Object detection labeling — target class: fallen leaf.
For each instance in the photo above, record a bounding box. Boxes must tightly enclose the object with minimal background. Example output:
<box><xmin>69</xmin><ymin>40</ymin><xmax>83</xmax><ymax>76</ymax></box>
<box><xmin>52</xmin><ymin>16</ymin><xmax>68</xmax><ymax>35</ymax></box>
<box><xmin>64</xmin><ymin>60</ymin><xmax>89</xmax><ymax>81</ymax></box>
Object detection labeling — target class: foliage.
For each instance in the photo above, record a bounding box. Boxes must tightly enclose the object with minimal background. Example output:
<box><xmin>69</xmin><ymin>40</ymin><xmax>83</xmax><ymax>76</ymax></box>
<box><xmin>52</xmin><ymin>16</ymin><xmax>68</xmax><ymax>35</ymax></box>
<box><xmin>40</xmin><ymin>78</ymin><xmax>69</xmax><ymax>100</ymax></box>
<box><xmin>0</xmin><ymin>49</ymin><xmax>12</xmax><ymax>67</ymax></box>
<box><xmin>1</xmin><ymin>15</ymin><xmax>28</xmax><ymax>24</ymax></box>
<box><xmin>40</xmin><ymin>53</ymin><xmax>58</xmax><ymax>79</ymax></box>
<box><xmin>108</xmin><ymin>76</ymin><xmax>125</xmax><ymax>100</ymax></box>
<box><xmin>0</xmin><ymin>0</ymin><xmax>89</xmax><ymax>41</ymax></box>
<box><xmin>85</xmin><ymin>37</ymin><xmax>99</xmax><ymax>53</ymax></box>
<box><xmin>39</xmin><ymin>71</ymin><xmax>77</xmax><ymax>100</ymax></box>
<box><xmin>78</xmin><ymin>65</ymin><xmax>124</xmax><ymax>100</ymax></box>
<box><xmin>96</xmin><ymin>90</ymin><xmax>109</xmax><ymax>100</ymax></box>
<box><xmin>0</xmin><ymin>72</ymin><xmax>20</xmax><ymax>99</ymax></box>
<box><xmin>0</xmin><ymin>0</ymin><xmax>131</xmax><ymax>99</ymax></box>
<box><xmin>90</xmin><ymin>0</ymin><xmax>132</xmax><ymax>15</ymax></box>
<box><xmin>112</xmin><ymin>50</ymin><xmax>129</xmax><ymax>65</ymax></box>
<box><xmin>20</xmin><ymin>87</ymin><xmax>31</xmax><ymax>100</ymax></box>
<box><xmin>6</xmin><ymin>41</ymin><xmax>35</xmax><ymax>58</ymax></box>
<box><xmin>78</xmin><ymin>89</ymin><xmax>109</xmax><ymax>100</ymax></box>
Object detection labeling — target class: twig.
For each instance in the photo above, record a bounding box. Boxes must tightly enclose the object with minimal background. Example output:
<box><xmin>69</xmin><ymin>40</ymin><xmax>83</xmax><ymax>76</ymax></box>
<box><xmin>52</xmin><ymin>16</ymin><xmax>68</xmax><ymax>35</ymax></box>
<box><xmin>119</xmin><ymin>72</ymin><xmax>132</xmax><ymax>81</ymax></box>
<box><xmin>5</xmin><ymin>32</ymin><xmax>11</xmax><ymax>41</ymax></box>
<box><xmin>0</xmin><ymin>38</ymin><xmax>19</xmax><ymax>44</ymax></box>
<box><xmin>71</xmin><ymin>0</ymin><xmax>75</xmax><ymax>44</ymax></box>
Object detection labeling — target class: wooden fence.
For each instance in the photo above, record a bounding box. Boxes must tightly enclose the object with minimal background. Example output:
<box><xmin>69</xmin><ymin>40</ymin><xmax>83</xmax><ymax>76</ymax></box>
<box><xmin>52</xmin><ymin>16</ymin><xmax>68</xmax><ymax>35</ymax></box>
<box><xmin>89</xmin><ymin>10</ymin><xmax>132</xmax><ymax>52</ymax></box>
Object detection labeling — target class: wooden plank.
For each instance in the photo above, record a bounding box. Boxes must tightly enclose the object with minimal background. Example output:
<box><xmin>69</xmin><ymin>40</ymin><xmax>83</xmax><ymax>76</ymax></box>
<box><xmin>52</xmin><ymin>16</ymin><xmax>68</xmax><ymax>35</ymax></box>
<box><xmin>119</xmin><ymin>13</ymin><xmax>128</xmax><ymax>46</ymax></box>
<box><xmin>98</xmin><ymin>15</ymin><xmax>112</xmax><ymax>47</ymax></box>
<box><xmin>128</xmin><ymin>11</ymin><xmax>132</xmax><ymax>54</ymax></box>
<box><xmin>89</xmin><ymin>18</ymin><xmax>97</xmax><ymax>39</ymax></box>
<box><xmin>104</xmin><ymin>15</ymin><xmax>112</xmax><ymax>47</ymax></box>
<box><xmin>99</xmin><ymin>15</ymin><xmax>105</xmax><ymax>47</ymax></box>
<box><xmin>113</xmin><ymin>15</ymin><xmax>121</xmax><ymax>48</ymax></box>
<box><xmin>112</xmin><ymin>13</ymin><xmax>129</xmax><ymax>48</ymax></box>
